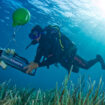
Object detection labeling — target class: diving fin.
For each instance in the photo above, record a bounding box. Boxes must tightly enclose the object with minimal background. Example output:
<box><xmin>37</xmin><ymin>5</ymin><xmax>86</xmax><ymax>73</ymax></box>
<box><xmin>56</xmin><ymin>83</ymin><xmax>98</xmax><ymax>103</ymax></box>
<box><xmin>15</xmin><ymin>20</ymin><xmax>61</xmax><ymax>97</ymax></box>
<box><xmin>96</xmin><ymin>54</ymin><xmax>105</xmax><ymax>70</ymax></box>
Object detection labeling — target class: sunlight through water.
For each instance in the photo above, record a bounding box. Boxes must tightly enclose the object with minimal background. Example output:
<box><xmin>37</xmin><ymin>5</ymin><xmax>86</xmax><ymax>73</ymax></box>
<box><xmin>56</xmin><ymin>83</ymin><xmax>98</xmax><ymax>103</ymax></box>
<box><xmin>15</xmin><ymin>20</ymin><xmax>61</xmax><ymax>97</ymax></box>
<box><xmin>91</xmin><ymin>0</ymin><xmax>105</xmax><ymax>18</ymax></box>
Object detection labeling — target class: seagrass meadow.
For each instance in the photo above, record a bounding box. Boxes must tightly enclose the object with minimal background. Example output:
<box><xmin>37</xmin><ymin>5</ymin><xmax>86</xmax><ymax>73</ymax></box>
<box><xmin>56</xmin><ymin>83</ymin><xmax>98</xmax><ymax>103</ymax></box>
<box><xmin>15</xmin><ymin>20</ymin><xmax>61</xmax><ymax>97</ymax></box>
<box><xmin>0</xmin><ymin>77</ymin><xmax>105</xmax><ymax>105</ymax></box>
<box><xmin>0</xmin><ymin>67</ymin><xmax>105</xmax><ymax>105</ymax></box>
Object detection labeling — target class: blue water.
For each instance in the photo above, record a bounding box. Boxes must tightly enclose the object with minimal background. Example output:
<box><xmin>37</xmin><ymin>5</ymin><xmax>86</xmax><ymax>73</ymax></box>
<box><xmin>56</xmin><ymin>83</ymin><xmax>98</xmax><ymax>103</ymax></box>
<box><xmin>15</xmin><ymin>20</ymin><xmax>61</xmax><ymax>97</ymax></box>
<box><xmin>0</xmin><ymin>0</ymin><xmax>105</xmax><ymax>90</ymax></box>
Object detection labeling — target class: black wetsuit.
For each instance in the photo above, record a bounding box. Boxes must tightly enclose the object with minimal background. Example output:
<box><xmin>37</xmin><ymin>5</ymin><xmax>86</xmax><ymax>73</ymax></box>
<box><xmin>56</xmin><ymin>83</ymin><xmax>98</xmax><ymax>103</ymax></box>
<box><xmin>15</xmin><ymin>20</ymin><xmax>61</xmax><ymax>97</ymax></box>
<box><xmin>32</xmin><ymin>26</ymin><xmax>100</xmax><ymax>73</ymax></box>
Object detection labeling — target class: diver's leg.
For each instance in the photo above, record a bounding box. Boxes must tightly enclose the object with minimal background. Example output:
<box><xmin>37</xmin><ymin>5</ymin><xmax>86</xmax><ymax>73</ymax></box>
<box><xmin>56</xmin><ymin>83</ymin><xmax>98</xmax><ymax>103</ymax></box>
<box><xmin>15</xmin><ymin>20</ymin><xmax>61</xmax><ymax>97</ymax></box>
<box><xmin>59</xmin><ymin>56</ymin><xmax>79</xmax><ymax>73</ymax></box>
<box><xmin>73</xmin><ymin>55</ymin><xmax>104</xmax><ymax>70</ymax></box>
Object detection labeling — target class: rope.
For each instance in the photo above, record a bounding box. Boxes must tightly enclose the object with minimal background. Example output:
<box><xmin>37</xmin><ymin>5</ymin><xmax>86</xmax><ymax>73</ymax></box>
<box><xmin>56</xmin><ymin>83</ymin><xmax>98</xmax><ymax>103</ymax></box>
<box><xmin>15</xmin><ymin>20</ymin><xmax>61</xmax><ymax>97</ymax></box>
<box><xmin>5</xmin><ymin>26</ymin><xmax>21</xmax><ymax>49</ymax></box>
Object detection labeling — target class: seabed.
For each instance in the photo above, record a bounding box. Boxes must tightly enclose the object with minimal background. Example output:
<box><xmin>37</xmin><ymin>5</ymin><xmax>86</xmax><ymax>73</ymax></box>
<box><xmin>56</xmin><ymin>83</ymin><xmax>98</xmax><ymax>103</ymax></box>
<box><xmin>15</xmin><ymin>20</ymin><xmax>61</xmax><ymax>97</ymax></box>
<box><xmin>0</xmin><ymin>67</ymin><xmax>105</xmax><ymax>105</ymax></box>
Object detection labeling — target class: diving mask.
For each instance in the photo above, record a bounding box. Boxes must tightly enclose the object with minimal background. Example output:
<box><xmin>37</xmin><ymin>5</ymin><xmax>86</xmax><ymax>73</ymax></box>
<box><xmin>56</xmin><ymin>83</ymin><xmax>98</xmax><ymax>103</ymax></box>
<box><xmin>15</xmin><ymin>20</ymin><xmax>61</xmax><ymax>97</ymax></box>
<box><xmin>29</xmin><ymin>30</ymin><xmax>41</xmax><ymax>40</ymax></box>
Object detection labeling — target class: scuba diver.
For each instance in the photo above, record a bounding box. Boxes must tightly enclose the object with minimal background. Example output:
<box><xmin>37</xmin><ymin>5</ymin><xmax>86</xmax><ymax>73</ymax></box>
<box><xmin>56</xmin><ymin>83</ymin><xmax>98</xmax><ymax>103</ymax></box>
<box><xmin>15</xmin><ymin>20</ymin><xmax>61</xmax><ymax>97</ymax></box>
<box><xmin>25</xmin><ymin>25</ymin><xmax>105</xmax><ymax>74</ymax></box>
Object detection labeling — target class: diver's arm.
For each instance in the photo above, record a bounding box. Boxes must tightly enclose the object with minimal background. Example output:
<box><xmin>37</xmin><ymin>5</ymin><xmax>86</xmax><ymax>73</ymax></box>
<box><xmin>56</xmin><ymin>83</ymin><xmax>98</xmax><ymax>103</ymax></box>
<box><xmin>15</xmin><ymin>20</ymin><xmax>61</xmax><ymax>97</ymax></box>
<box><xmin>34</xmin><ymin>45</ymin><xmax>43</xmax><ymax>64</ymax></box>
<box><xmin>25</xmin><ymin>46</ymin><xmax>42</xmax><ymax>74</ymax></box>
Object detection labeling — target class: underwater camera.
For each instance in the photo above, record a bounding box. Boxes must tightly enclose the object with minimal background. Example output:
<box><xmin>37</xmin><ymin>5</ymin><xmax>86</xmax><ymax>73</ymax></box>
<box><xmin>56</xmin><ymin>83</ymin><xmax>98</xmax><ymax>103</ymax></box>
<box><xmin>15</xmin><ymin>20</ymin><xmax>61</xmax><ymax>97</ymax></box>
<box><xmin>0</xmin><ymin>48</ymin><xmax>36</xmax><ymax>76</ymax></box>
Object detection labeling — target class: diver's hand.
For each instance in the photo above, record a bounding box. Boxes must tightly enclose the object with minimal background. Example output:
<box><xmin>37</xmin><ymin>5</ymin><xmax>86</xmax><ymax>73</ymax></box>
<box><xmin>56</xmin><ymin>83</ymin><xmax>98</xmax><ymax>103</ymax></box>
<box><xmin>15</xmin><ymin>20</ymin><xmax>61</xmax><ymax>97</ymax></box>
<box><xmin>24</xmin><ymin>62</ymin><xmax>39</xmax><ymax>74</ymax></box>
